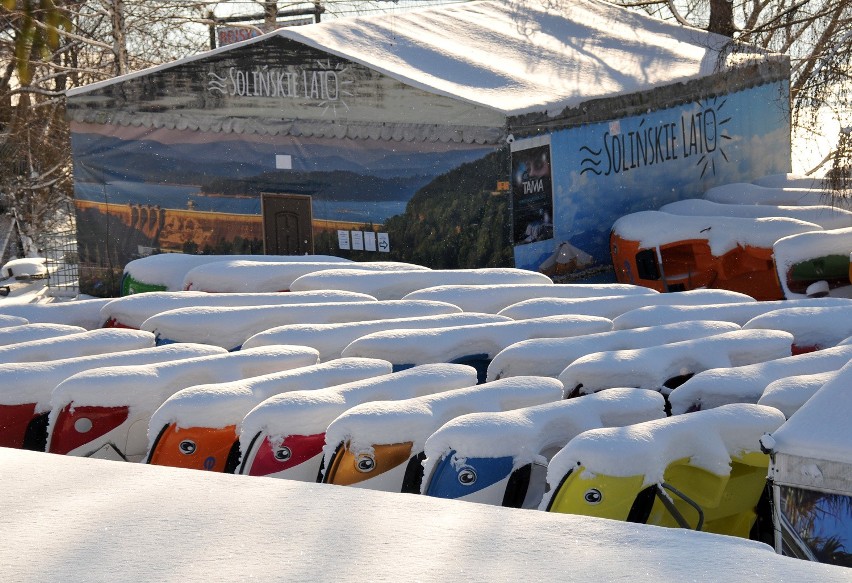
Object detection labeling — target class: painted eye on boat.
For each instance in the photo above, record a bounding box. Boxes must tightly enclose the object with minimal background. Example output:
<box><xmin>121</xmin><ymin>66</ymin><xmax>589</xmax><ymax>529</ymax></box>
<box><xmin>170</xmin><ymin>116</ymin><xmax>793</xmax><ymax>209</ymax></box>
<box><xmin>584</xmin><ymin>488</ymin><xmax>603</xmax><ymax>505</ymax></box>
<box><xmin>274</xmin><ymin>447</ymin><xmax>292</xmax><ymax>462</ymax></box>
<box><xmin>179</xmin><ymin>440</ymin><xmax>197</xmax><ymax>455</ymax></box>
<box><xmin>74</xmin><ymin>418</ymin><xmax>93</xmax><ymax>433</ymax></box>
<box><xmin>457</xmin><ymin>467</ymin><xmax>477</xmax><ymax>486</ymax></box>
<box><xmin>355</xmin><ymin>454</ymin><xmax>375</xmax><ymax>473</ymax></box>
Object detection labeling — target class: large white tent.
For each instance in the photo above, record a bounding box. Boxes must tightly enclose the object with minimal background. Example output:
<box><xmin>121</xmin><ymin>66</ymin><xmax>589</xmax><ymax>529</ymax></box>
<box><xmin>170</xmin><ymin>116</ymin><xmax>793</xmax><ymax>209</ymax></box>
<box><xmin>66</xmin><ymin>0</ymin><xmax>790</xmax><ymax>295</ymax></box>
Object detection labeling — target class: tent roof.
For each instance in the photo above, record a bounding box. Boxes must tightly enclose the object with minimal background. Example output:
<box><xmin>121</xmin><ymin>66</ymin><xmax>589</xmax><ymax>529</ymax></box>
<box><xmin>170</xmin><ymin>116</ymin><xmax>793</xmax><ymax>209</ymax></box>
<box><xmin>68</xmin><ymin>0</ymin><xmax>776</xmax><ymax>117</ymax></box>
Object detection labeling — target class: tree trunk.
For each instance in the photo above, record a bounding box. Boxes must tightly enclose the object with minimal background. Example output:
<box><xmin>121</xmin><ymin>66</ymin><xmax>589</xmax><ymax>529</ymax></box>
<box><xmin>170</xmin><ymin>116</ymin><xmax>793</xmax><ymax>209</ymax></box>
<box><xmin>708</xmin><ymin>0</ymin><xmax>735</xmax><ymax>37</ymax></box>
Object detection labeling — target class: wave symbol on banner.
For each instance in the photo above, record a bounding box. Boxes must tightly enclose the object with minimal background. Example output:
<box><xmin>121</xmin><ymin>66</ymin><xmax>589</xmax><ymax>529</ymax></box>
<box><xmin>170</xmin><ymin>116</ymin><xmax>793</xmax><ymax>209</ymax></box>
<box><xmin>207</xmin><ymin>72</ymin><xmax>227</xmax><ymax>94</ymax></box>
<box><xmin>579</xmin><ymin>145</ymin><xmax>603</xmax><ymax>175</ymax></box>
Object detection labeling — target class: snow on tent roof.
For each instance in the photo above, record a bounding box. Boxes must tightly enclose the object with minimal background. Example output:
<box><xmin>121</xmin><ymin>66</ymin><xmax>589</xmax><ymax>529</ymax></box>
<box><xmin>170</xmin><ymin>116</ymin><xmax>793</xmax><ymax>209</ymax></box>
<box><xmin>612</xmin><ymin>297</ymin><xmax>852</xmax><ymax>329</ymax></box>
<box><xmin>402</xmin><ymin>283</ymin><xmax>656</xmax><ymax>314</ymax></box>
<box><xmin>147</xmin><ymin>358</ymin><xmax>392</xmax><ymax>435</ymax></box>
<box><xmin>743</xmin><ymin>306</ymin><xmax>852</xmax><ymax>351</ymax></box>
<box><xmin>239</xmin><ymin>363</ymin><xmax>480</xmax><ymax>443</ymax></box>
<box><xmin>766</xmin><ymin>359</ymin><xmax>852</xmax><ymax>466</ymax></box>
<box><xmin>498</xmin><ymin>289</ymin><xmax>754</xmax><ymax>320</ymax></box>
<box><xmin>9</xmin><ymin>449</ymin><xmax>850</xmax><ymax>583</ymax></box>
<box><xmin>183</xmin><ymin>260</ymin><xmax>428</xmax><ymax>293</ymax></box>
<box><xmin>121</xmin><ymin>254</ymin><xmax>351</xmax><ymax>292</ymax></box>
<box><xmin>0</xmin><ymin>343</ymin><xmax>225</xmax><ymax>411</ymax></box>
<box><xmin>341</xmin><ymin>315</ymin><xmax>613</xmax><ymax>365</ymax></box>
<box><xmin>752</xmin><ymin>173</ymin><xmax>824</xmax><ymax>189</ymax></box>
<box><xmin>0</xmin><ymin>298</ymin><xmax>112</xmax><ymax>329</ymax></box>
<box><xmin>772</xmin><ymin>227</ymin><xmax>852</xmax><ymax>299</ymax></box>
<box><xmin>667</xmin><ymin>343</ymin><xmax>852</xmax><ymax>415</ymax></box>
<box><xmin>0</xmin><ymin>328</ymin><xmax>155</xmax><ymax>364</ymax></box>
<box><xmin>486</xmin><ymin>320</ymin><xmax>741</xmax><ymax>381</ymax></box>
<box><xmin>544</xmin><ymin>404</ymin><xmax>785</xmax><ymax>493</ymax></box>
<box><xmin>242</xmin><ymin>312</ymin><xmax>510</xmax><ymax>361</ymax></box>
<box><xmin>66</xmin><ymin>0</ymin><xmax>768</xmax><ymax>118</ymax></box>
<box><xmin>658</xmin><ymin>199</ymin><xmax>852</xmax><ymax>230</ymax></box>
<box><xmin>290</xmin><ymin>268</ymin><xmax>553</xmax><ymax>300</ymax></box>
<box><xmin>101</xmin><ymin>290</ymin><xmax>377</xmax><ymax>329</ymax></box>
<box><xmin>323</xmin><ymin>376</ymin><xmax>563</xmax><ymax>458</ymax></box>
<box><xmin>141</xmin><ymin>299</ymin><xmax>461</xmax><ymax>350</ymax></box>
<box><xmin>703</xmin><ymin>183</ymin><xmax>831</xmax><ymax>206</ymax></box>
<box><xmin>757</xmin><ymin>370</ymin><xmax>837</xmax><ymax>419</ymax></box>
<box><xmin>0</xmin><ymin>315</ymin><xmax>28</xmax><ymax>328</ymax></box>
<box><xmin>422</xmin><ymin>388</ymin><xmax>665</xmax><ymax>474</ymax></box>
<box><xmin>0</xmin><ymin>323</ymin><xmax>85</xmax><ymax>347</ymax></box>
<box><xmin>610</xmin><ymin>211</ymin><xmax>820</xmax><ymax>255</ymax></box>
<box><xmin>557</xmin><ymin>329</ymin><xmax>793</xmax><ymax>397</ymax></box>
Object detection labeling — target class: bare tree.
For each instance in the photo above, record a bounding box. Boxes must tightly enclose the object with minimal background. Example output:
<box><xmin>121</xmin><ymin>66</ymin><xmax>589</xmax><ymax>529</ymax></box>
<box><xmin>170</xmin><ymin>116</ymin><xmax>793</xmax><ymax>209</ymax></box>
<box><xmin>0</xmin><ymin>0</ymin><xmax>215</xmax><ymax>253</ymax></box>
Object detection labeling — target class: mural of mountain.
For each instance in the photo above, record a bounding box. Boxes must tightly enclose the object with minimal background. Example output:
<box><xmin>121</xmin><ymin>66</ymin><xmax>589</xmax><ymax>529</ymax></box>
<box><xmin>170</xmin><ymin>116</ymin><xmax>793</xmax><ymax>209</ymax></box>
<box><xmin>71</xmin><ymin>132</ymin><xmax>493</xmax><ymax>186</ymax></box>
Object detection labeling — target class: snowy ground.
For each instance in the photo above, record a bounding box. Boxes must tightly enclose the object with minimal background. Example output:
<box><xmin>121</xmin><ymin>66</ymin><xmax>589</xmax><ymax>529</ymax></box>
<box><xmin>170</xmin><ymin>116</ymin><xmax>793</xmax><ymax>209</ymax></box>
<box><xmin>0</xmin><ymin>447</ymin><xmax>848</xmax><ymax>582</ymax></box>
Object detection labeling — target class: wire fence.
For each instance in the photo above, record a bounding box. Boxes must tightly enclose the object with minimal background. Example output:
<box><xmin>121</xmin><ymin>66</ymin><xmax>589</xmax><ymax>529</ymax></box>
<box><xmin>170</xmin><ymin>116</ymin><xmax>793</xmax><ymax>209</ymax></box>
<box><xmin>41</xmin><ymin>205</ymin><xmax>80</xmax><ymax>297</ymax></box>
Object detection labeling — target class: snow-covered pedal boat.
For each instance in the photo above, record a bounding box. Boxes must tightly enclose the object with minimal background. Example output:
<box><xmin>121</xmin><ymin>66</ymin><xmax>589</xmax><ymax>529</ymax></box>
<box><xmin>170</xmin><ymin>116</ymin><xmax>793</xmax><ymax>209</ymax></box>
<box><xmin>320</xmin><ymin>377</ymin><xmax>563</xmax><ymax>493</ymax></box>
<box><xmin>401</xmin><ymin>282</ymin><xmax>656</xmax><ymax>314</ymax></box>
<box><xmin>0</xmin><ymin>328</ymin><xmax>155</xmax><ymax>364</ymax></box>
<box><xmin>0</xmin><ymin>344</ymin><xmax>222</xmax><ymax>450</ymax></box>
<box><xmin>486</xmin><ymin>320</ymin><xmax>739</xmax><ymax>381</ymax></box>
<box><xmin>610</xmin><ymin>211</ymin><xmax>820</xmax><ymax>300</ymax></box>
<box><xmin>288</xmin><ymin>267</ymin><xmax>553</xmax><ymax>300</ymax></box>
<box><xmin>611</xmin><ymin>297</ymin><xmax>852</xmax><ymax>330</ymax></box>
<box><xmin>667</xmin><ymin>343</ymin><xmax>852</xmax><ymax>415</ymax></box>
<box><xmin>182</xmin><ymin>260</ymin><xmax>427</xmax><ymax>292</ymax></box>
<box><xmin>119</xmin><ymin>254</ymin><xmax>352</xmax><ymax>295</ymax></box>
<box><xmin>497</xmin><ymin>288</ymin><xmax>752</xmax><ymax>320</ymax></box>
<box><xmin>743</xmin><ymin>305</ymin><xmax>852</xmax><ymax>354</ymax></box>
<box><xmin>772</xmin><ymin>227</ymin><xmax>852</xmax><ymax>299</ymax></box>
<box><xmin>46</xmin><ymin>346</ymin><xmax>319</xmax><ymax>462</ymax></box>
<box><xmin>341</xmin><ymin>315</ymin><xmax>612</xmax><ymax>383</ymax></box>
<box><xmin>242</xmin><ymin>312</ymin><xmax>509</xmax><ymax>362</ymax></box>
<box><xmin>100</xmin><ymin>290</ymin><xmax>376</xmax><ymax>329</ymax></box>
<box><xmin>238</xmin><ymin>364</ymin><xmax>478</xmax><ymax>480</ymax></box>
<box><xmin>557</xmin><ymin>329</ymin><xmax>793</xmax><ymax>400</ymax></box>
<box><xmin>421</xmin><ymin>389</ymin><xmax>664</xmax><ymax>508</ymax></box>
<box><xmin>141</xmin><ymin>299</ymin><xmax>459</xmax><ymax>350</ymax></box>
<box><xmin>542</xmin><ymin>404</ymin><xmax>785</xmax><ymax>539</ymax></box>
<box><xmin>145</xmin><ymin>358</ymin><xmax>391</xmax><ymax>472</ymax></box>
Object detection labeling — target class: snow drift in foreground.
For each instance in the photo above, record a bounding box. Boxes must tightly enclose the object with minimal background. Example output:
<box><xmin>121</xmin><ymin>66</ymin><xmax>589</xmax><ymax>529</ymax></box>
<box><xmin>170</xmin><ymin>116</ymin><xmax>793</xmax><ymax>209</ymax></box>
<box><xmin>0</xmin><ymin>449</ymin><xmax>847</xmax><ymax>582</ymax></box>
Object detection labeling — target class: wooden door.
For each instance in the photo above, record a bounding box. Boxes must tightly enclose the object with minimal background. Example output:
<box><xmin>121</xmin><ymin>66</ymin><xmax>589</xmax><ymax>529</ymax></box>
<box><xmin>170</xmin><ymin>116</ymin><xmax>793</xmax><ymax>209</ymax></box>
<box><xmin>261</xmin><ymin>194</ymin><xmax>313</xmax><ymax>255</ymax></box>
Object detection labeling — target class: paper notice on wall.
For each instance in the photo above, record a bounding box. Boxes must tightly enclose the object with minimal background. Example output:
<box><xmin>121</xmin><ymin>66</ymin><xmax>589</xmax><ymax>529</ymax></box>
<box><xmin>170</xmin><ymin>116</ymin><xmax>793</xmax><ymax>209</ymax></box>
<box><xmin>377</xmin><ymin>233</ymin><xmax>390</xmax><ymax>253</ymax></box>
<box><xmin>275</xmin><ymin>154</ymin><xmax>293</xmax><ymax>169</ymax></box>
<box><xmin>351</xmin><ymin>230</ymin><xmax>364</xmax><ymax>251</ymax></box>
<box><xmin>337</xmin><ymin>230</ymin><xmax>350</xmax><ymax>250</ymax></box>
<box><xmin>364</xmin><ymin>231</ymin><xmax>377</xmax><ymax>252</ymax></box>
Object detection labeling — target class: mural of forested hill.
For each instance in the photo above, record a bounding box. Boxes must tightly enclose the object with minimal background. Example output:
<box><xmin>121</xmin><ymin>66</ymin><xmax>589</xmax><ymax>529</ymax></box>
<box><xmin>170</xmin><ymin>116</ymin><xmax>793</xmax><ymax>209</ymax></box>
<box><xmin>203</xmin><ymin>170</ymin><xmax>429</xmax><ymax>201</ymax></box>
<box><xmin>383</xmin><ymin>149</ymin><xmax>513</xmax><ymax>269</ymax></box>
